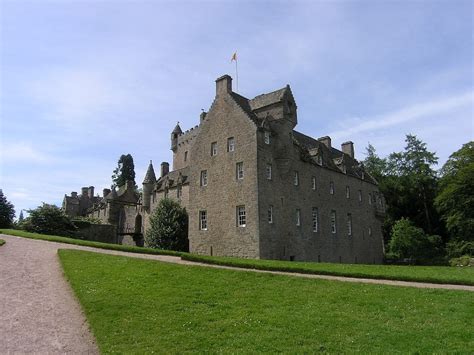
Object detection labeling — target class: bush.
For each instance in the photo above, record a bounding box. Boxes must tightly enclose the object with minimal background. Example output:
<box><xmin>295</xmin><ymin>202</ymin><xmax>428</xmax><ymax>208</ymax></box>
<box><xmin>145</xmin><ymin>198</ymin><xmax>188</xmax><ymax>251</ymax></box>
<box><xmin>21</xmin><ymin>203</ymin><xmax>76</xmax><ymax>237</ymax></box>
<box><xmin>388</xmin><ymin>218</ymin><xmax>443</xmax><ymax>262</ymax></box>
<box><xmin>446</xmin><ymin>240</ymin><xmax>474</xmax><ymax>258</ymax></box>
<box><xmin>449</xmin><ymin>255</ymin><xmax>473</xmax><ymax>267</ymax></box>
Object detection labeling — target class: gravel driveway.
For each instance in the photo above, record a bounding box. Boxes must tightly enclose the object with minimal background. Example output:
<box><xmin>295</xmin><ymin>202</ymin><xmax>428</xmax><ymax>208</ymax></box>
<box><xmin>1</xmin><ymin>233</ymin><xmax>473</xmax><ymax>353</ymax></box>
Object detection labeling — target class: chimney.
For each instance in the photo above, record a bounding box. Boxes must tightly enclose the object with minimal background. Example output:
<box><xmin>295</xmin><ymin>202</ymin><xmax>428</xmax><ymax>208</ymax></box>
<box><xmin>215</xmin><ymin>75</ymin><xmax>232</xmax><ymax>96</ymax></box>
<box><xmin>161</xmin><ymin>162</ymin><xmax>169</xmax><ymax>177</ymax></box>
<box><xmin>341</xmin><ymin>141</ymin><xmax>354</xmax><ymax>158</ymax></box>
<box><xmin>103</xmin><ymin>188</ymin><xmax>111</xmax><ymax>197</ymax></box>
<box><xmin>71</xmin><ymin>191</ymin><xmax>78</xmax><ymax>198</ymax></box>
<box><xmin>88</xmin><ymin>186</ymin><xmax>95</xmax><ymax>199</ymax></box>
<box><xmin>318</xmin><ymin>136</ymin><xmax>332</xmax><ymax>149</ymax></box>
<box><xmin>81</xmin><ymin>187</ymin><xmax>88</xmax><ymax>197</ymax></box>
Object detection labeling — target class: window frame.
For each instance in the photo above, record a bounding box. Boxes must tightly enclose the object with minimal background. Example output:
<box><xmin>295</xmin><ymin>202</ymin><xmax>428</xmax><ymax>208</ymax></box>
<box><xmin>264</xmin><ymin>131</ymin><xmax>271</xmax><ymax>144</ymax></box>
<box><xmin>312</xmin><ymin>207</ymin><xmax>319</xmax><ymax>232</ymax></box>
<box><xmin>268</xmin><ymin>205</ymin><xmax>273</xmax><ymax>224</ymax></box>
<box><xmin>266</xmin><ymin>164</ymin><xmax>272</xmax><ymax>180</ymax></box>
<box><xmin>330</xmin><ymin>181</ymin><xmax>335</xmax><ymax>195</ymax></box>
<box><xmin>312</xmin><ymin>176</ymin><xmax>316</xmax><ymax>190</ymax></box>
<box><xmin>330</xmin><ymin>210</ymin><xmax>337</xmax><ymax>234</ymax></box>
<box><xmin>237</xmin><ymin>205</ymin><xmax>246</xmax><ymax>227</ymax></box>
<box><xmin>346</xmin><ymin>186</ymin><xmax>350</xmax><ymax>199</ymax></box>
<box><xmin>294</xmin><ymin>171</ymin><xmax>299</xmax><ymax>186</ymax></box>
<box><xmin>199</xmin><ymin>210</ymin><xmax>207</xmax><ymax>230</ymax></box>
<box><xmin>296</xmin><ymin>209</ymin><xmax>301</xmax><ymax>227</ymax></box>
<box><xmin>236</xmin><ymin>162</ymin><xmax>244</xmax><ymax>180</ymax></box>
<box><xmin>347</xmin><ymin>213</ymin><xmax>352</xmax><ymax>236</ymax></box>
<box><xmin>200</xmin><ymin>170</ymin><xmax>208</xmax><ymax>187</ymax></box>
<box><xmin>211</xmin><ymin>142</ymin><xmax>217</xmax><ymax>156</ymax></box>
<box><xmin>227</xmin><ymin>137</ymin><xmax>235</xmax><ymax>152</ymax></box>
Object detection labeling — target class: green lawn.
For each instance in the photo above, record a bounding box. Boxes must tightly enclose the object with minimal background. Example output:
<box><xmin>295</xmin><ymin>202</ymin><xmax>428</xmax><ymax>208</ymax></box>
<box><xmin>0</xmin><ymin>239</ymin><xmax>5</xmax><ymax>246</ymax></box>
<box><xmin>183</xmin><ymin>254</ymin><xmax>474</xmax><ymax>286</ymax></box>
<box><xmin>59</xmin><ymin>249</ymin><xmax>473</xmax><ymax>353</ymax></box>
<box><xmin>0</xmin><ymin>229</ymin><xmax>181</xmax><ymax>256</ymax></box>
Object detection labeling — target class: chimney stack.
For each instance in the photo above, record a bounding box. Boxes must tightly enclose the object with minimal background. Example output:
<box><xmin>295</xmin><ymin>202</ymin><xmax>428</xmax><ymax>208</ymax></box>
<box><xmin>215</xmin><ymin>75</ymin><xmax>232</xmax><ymax>96</ymax></box>
<box><xmin>318</xmin><ymin>136</ymin><xmax>332</xmax><ymax>149</ymax></box>
<box><xmin>200</xmin><ymin>111</ymin><xmax>207</xmax><ymax>123</ymax></box>
<box><xmin>88</xmin><ymin>186</ymin><xmax>95</xmax><ymax>199</ymax></box>
<box><xmin>161</xmin><ymin>162</ymin><xmax>170</xmax><ymax>177</ymax></box>
<box><xmin>103</xmin><ymin>188</ymin><xmax>111</xmax><ymax>197</ymax></box>
<box><xmin>81</xmin><ymin>187</ymin><xmax>88</xmax><ymax>197</ymax></box>
<box><xmin>341</xmin><ymin>141</ymin><xmax>354</xmax><ymax>158</ymax></box>
<box><xmin>71</xmin><ymin>191</ymin><xmax>78</xmax><ymax>198</ymax></box>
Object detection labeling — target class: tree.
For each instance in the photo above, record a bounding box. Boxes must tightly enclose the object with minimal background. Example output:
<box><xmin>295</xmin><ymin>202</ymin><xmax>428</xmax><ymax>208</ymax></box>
<box><xmin>22</xmin><ymin>203</ymin><xmax>76</xmax><ymax>236</ymax></box>
<box><xmin>145</xmin><ymin>198</ymin><xmax>188</xmax><ymax>251</ymax></box>
<box><xmin>112</xmin><ymin>154</ymin><xmax>136</xmax><ymax>188</ymax></box>
<box><xmin>0</xmin><ymin>189</ymin><xmax>15</xmax><ymax>228</ymax></box>
<box><xmin>435</xmin><ymin>142</ymin><xmax>474</xmax><ymax>243</ymax></box>
<box><xmin>384</xmin><ymin>134</ymin><xmax>440</xmax><ymax>235</ymax></box>
<box><xmin>388</xmin><ymin>218</ymin><xmax>442</xmax><ymax>262</ymax></box>
<box><xmin>363</xmin><ymin>143</ymin><xmax>386</xmax><ymax>181</ymax></box>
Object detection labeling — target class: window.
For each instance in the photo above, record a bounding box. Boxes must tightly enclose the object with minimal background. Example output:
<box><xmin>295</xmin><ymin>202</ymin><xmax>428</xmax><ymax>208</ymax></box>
<box><xmin>200</xmin><ymin>170</ymin><xmax>208</xmax><ymax>186</ymax></box>
<box><xmin>296</xmin><ymin>209</ymin><xmax>301</xmax><ymax>226</ymax></box>
<box><xmin>368</xmin><ymin>193</ymin><xmax>372</xmax><ymax>205</ymax></box>
<box><xmin>317</xmin><ymin>155</ymin><xmax>322</xmax><ymax>165</ymax></box>
<box><xmin>368</xmin><ymin>226</ymin><xmax>372</xmax><ymax>237</ymax></box>
<box><xmin>312</xmin><ymin>207</ymin><xmax>319</xmax><ymax>232</ymax></box>
<box><xmin>211</xmin><ymin>142</ymin><xmax>217</xmax><ymax>156</ymax></box>
<box><xmin>330</xmin><ymin>181</ymin><xmax>334</xmax><ymax>195</ymax></box>
<box><xmin>312</xmin><ymin>176</ymin><xmax>316</xmax><ymax>190</ymax></box>
<box><xmin>184</xmin><ymin>151</ymin><xmax>188</xmax><ymax>162</ymax></box>
<box><xmin>177</xmin><ymin>186</ymin><xmax>182</xmax><ymax>198</ymax></box>
<box><xmin>266</xmin><ymin>164</ymin><xmax>272</xmax><ymax>180</ymax></box>
<box><xmin>361</xmin><ymin>171</ymin><xmax>365</xmax><ymax>180</ymax></box>
<box><xmin>347</xmin><ymin>213</ymin><xmax>352</xmax><ymax>236</ymax></box>
<box><xmin>264</xmin><ymin>131</ymin><xmax>271</xmax><ymax>144</ymax></box>
<box><xmin>294</xmin><ymin>171</ymin><xmax>299</xmax><ymax>186</ymax></box>
<box><xmin>330</xmin><ymin>210</ymin><xmax>337</xmax><ymax>234</ymax></box>
<box><xmin>268</xmin><ymin>205</ymin><xmax>273</xmax><ymax>223</ymax></box>
<box><xmin>237</xmin><ymin>206</ymin><xmax>246</xmax><ymax>227</ymax></box>
<box><xmin>346</xmin><ymin>186</ymin><xmax>350</xmax><ymax>199</ymax></box>
<box><xmin>199</xmin><ymin>210</ymin><xmax>207</xmax><ymax>230</ymax></box>
<box><xmin>227</xmin><ymin>137</ymin><xmax>235</xmax><ymax>152</ymax></box>
<box><xmin>236</xmin><ymin>162</ymin><xmax>244</xmax><ymax>180</ymax></box>
<box><xmin>358</xmin><ymin>190</ymin><xmax>362</xmax><ymax>202</ymax></box>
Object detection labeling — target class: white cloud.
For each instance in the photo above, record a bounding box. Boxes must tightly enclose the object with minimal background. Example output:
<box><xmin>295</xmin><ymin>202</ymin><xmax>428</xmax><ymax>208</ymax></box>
<box><xmin>0</xmin><ymin>142</ymin><xmax>57</xmax><ymax>164</ymax></box>
<box><xmin>328</xmin><ymin>91</ymin><xmax>474</xmax><ymax>141</ymax></box>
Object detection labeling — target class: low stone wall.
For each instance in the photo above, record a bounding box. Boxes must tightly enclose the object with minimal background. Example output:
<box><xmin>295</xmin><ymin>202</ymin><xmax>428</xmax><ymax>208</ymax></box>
<box><xmin>74</xmin><ymin>224</ymin><xmax>117</xmax><ymax>244</ymax></box>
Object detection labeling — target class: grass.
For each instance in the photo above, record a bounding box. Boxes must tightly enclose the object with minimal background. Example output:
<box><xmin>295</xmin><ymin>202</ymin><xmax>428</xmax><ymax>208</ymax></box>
<box><xmin>182</xmin><ymin>254</ymin><xmax>474</xmax><ymax>286</ymax></box>
<box><xmin>0</xmin><ymin>239</ymin><xmax>5</xmax><ymax>246</ymax></box>
<box><xmin>0</xmin><ymin>229</ymin><xmax>182</xmax><ymax>256</ymax></box>
<box><xmin>59</xmin><ymin>249</ymin><xmax>473</xmax><ymax>353</ymax></box>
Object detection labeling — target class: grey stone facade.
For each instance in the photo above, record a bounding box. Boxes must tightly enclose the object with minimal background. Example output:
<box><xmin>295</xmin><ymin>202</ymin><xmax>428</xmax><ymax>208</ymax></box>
<box><xmin>64</xmin><ymin>74</ymin><xmax>385</xmax><ymax>263</ymax></box>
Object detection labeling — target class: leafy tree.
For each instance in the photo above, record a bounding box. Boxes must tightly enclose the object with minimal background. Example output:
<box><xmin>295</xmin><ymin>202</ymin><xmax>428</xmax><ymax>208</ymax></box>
<box><xmin>145</xmin><ymin>198</ymin><xmax>188</xmax><ymax>251</ymax></box>
<box><xmin>388</xmin><ymin>218</ymin><xmax>443</xmax><ymax>261</ymax></box>
<box><xmin>363</xmin><ymin>143</ymin><xmax>386</xmax><ymax>181</ymax></box>
<box><xmin>22</xmin><ymin>203</ymin><xmax>76</xmax><ymax>236</ymax></box>
<box><xmin>112</xmin><ymin>154</ymin><xmax>136</xmax><ymax>188</ymax></box>
<box><xmin>0</xmin><ymin>189</ymin><xmax>15</xmax><ymax>228</ymax></box>
<box><xmin>384</xmin><ymin>134</ymin><xmax>440</xmax><ymax>235</ymax></box>
<box><xmin>435</xmin><ymin>142</ymin><xmax>474</xmax><ymax>243</ymax></box>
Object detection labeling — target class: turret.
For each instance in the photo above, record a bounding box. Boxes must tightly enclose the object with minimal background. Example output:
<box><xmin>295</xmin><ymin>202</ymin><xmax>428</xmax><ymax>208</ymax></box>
<box><xmin>171</xmin><ymin>123</ymin><xmax>182</xmax><ymax>151</ymax></box>
<box><xmin>142</xmin><ymin>160</ymin><xmax>156</xmax><ymax>209</ymax></box>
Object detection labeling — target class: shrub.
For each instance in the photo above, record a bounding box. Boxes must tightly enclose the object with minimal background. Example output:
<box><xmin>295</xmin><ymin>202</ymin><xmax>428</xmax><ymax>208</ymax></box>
<box><xmin>388</xmin><ymin>218</ymin><xmax>443</xmax><ymax>261</ymax></box>
<box><xmin>22</xmin><ymin>203</ymin><xmax>76</xmax><ymax>237</ymax></box>
<box><xmin>446</xmin><ymin>240</ymin><xmax>474</xmax><ymax>258</ymax></box>
<box><xmin>145</xmin><ymin>198</ymin><xmax>188</xmax><ymax>251</ymax></box>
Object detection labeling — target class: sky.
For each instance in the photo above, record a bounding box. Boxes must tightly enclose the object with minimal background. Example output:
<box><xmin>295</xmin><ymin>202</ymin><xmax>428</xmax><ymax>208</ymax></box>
<box><xmin>1</xmin><ymin>0</ymin><xmax>473</xmax><ymax>217</ymax></box>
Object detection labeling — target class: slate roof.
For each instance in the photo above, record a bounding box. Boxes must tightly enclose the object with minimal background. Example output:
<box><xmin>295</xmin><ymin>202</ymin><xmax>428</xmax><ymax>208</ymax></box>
<box><xmin>143</xmin><ymin>161</ymin><xmax>157</xmax><ymax>184</ymax></box>
<box><xmin>249</xmin><ymin>86</ymin><xmax>289</xmax><ymax>111</ymax></box>
<box><xmin>156</xmin><ymin>166</ymin><xmax>190</xmax><ymax>191</ymax></box>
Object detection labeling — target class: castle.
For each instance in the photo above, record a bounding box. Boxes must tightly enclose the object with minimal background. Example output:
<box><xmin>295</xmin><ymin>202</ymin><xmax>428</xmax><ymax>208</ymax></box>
<box><xmin>63</xmin><ymin>74</ymin><xmax>385</xmax><ymax>263</ymax></box>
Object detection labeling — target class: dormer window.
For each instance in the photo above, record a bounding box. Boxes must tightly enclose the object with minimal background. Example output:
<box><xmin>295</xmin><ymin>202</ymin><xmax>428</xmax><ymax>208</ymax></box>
<box><xmin>264</xmin><ymin>131</ymin><xmax>271</xmax><ymax>144</ymax></box>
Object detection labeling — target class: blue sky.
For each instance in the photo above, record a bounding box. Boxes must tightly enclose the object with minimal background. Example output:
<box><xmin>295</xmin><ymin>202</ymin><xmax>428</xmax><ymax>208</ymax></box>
<box><xmin>1</xmin><ymin>0</ymin><xmax>473</xmax><ymax>216</ymax></box>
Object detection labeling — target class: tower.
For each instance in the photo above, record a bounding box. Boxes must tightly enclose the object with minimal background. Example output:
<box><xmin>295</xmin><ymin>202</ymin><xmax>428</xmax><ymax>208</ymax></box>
<box><xmin>171</xmin><ymin>123</ymin><xmax>182</xmax><ymax>151</ymax></box>
<box><xmin>142</xmin><ymin>161</ymin><xmax>156</xmax><ymax>209</ymax></box>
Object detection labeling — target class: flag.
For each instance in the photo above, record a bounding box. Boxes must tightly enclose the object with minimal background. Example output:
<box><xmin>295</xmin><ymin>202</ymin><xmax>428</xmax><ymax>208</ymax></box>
<box><xmin>231</xmin><ymin>52</ymin><xmax>237</xmax><ymax>62</ymax></box>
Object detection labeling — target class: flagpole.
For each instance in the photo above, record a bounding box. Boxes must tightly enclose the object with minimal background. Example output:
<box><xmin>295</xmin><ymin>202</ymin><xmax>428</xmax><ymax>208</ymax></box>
<box><xmin>235</xmin><ymin>57</ymin><xmax>239</xmax><ymax>93</ymax></box>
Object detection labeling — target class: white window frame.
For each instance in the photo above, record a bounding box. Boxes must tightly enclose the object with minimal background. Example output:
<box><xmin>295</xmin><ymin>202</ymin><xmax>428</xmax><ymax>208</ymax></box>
<box><xmin>268</xmin><ymin>205</ymin><xmax>273</xmax><ymax>224</ymax></box>
<box><xmin>236</xmin><ymin>162</ymin><xmax>244</xmax><ymax>180</ymax></box>
<box><xmin>294</xmin><ymin>171</ymin><xmax>299</xmax><ymax>186</ymax></box>
<box><xmin>312</xmin><ymin>207</ymin><xmax>319</xmax><ymax>232</ymax></box>
<box><xmin>312</xmin><ymin>176</ymin><xmax>316</xmax><ymax>190</ymax></box>
<box><xmin>266</xmin><ymin>164</ymin><xmax>272</xmax><ymax>180</ymax></box>
<box><xmin>200</xmin><ymin>170</ymin><xmax>208</xmax><ymax>186</ymax></box>
<box><xmin>237</xmin><ymin>206</ymin><xmax>246</xmax><ymax>227</ymax></box>
<box><xmin>296</xmin><ymin>209</ymin><xmax>301</xmax><ymax>227</ymax></box>
<box><xmin>330</xmin><ymin>181</ymin><xmax>334</xmax><ymax>195</ymax></box>
<box><xmin>211</xmin><ymin>142</ymin><xmax>217</xmax><ymax>156</ymax></box>
<box><xmin>347</xmin><ymin>213</ymin><xmax>352</xmax><ymax>236</ymax></box>
<box><xmin>227</xmin><ymin>137</ymin><xmax>235</xmax><ymax>152</ymax></box>
<box><xmin>264</xmin><ymin>131</ymin><xmax>271</xmax><ymax>144</ymax></box>
<box><xmin>199</xmin><ymin>210</ymin><xmax>207</xmax><ymax>230</ymax></box>
<box><xmin>330</xmin><ymin>210</ymin><xmax>337</xmax><ymax>234</ymax></box>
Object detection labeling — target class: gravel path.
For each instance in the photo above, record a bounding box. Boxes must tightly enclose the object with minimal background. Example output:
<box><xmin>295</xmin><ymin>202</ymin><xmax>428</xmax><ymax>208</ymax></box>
<box><xmin>1</xmin><ymin>234</ymin><xmax>473</xmax><ymax>353</ymax></box>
